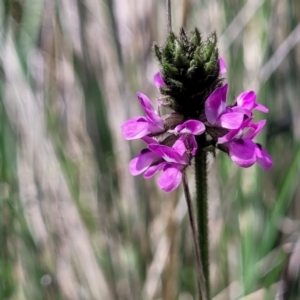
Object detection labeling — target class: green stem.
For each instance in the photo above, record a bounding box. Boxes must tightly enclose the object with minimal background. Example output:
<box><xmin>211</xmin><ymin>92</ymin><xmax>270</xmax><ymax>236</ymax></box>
<box><xmin>195</xmin><ymin>134</ymin><xmax>210</xmax><ymax>299</ymax></box>
<box><xmin>182</xmin><ymin>173</ymin><xmax>207</xmax><ymax>300</ymax></box>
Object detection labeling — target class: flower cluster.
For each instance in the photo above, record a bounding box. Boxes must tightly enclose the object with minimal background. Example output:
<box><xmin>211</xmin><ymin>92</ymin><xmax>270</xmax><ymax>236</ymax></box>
<box><xmin>122</xmin><ymin>89</ymin><xmax>205</xmax><ymax>192</ymax></box>
<box><xmin>121</xmin><ymin>30</ymin><xmax>272</xmax><ymax>192</ymax></box>
<box><xmin>204</xmin><ymin>80</ymin><xmax>272</xmax><ymax>170</ymax></box>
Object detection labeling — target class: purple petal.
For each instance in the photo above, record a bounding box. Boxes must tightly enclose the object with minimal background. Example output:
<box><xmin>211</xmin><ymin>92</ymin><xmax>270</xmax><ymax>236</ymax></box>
<box><xmin>172</xmin><ymin>136</ymin><xmax>187</xmax><ymax>156</ymax></box>
<box><xmin>219</xmin><ymin>57</ymin><xmax>227</xmax><ymax>75</ymax></box>
<box><xmin>148</xmin><ymin>144</ymin><xmax>188</xmax><ymax>165</ymax></box>
<box><xmin>121</xmin><ymin>117</ymin><xmax>151</xmax><ymax>140</ymax></box>
<box><xmin>205</xmin><ymin>84</ymin><xmax>228</xmax><ymax>124</ymax></box>
<box><xmin>174</xmin><ymin>120</ymin><xmax>205</xmax><ymax>135</ymax></box>
<box><xmin>236</xmin><ymin>91</ymin><xmax>269</xmax><ymax>113</ymax></box>
<box><xmin>157</xmin><ymin>165</ymin><xmax>183</xmax><ymax>192</ymax></box>
<box><xmin>218</xmin><ymin>118</ymin><xmax>253</xmax><ymax>144</ymax></box>
<box><xmin>243</xmin><ymin>120</ymin><xmax>266</xmax><ymax>140</ymax></box>
<box><xmin>228</xmin><ymin>139</ymin><xmax>257</xmax><ymax>168</ymax></box>
<box><xmin>218</xmin><ymin>128</ymin><xmax>240</xmax><ymax>144</ymax></box>
<box><xmin>141</xmin><ymin>136</ymin><xmax>158</xmax><ymax>144</ymax></box>
<box><xmin>129</xmin><ymin>149</ymin><xmax>161</xmax><ymax>176</ymax></box>
<box><xmin>236</xmin><ymin>91</ymin><xmax>256</xmax><ymax>111</ymax></box>
<box><xmin>255</xmin><ymin>144</ymin><xmax>272</xmax><ymax>170</ymax></box>
<box><xmin>255</xmin><ymin>103</ymin><xmax>269</xmax><ymax>113</ymax></box>
<box><xmin>218</xmin><ymin>112</ymin><xmax>244</xmax><ymax>129</ymax></box>
<box><xmin>137</xmin><ymin>92</ymin><xmax>164</xmax><ymax>129</ymax></box>
<box><xmin>143</xmin><ymin>162</ymin><xmax>166</xmax><ymax>178</ymax></box>
<box><xmin>231</xmin><ymin>106</ymin><xmax>252</xmax><ymax>118</ymax></box>
<box><xmin>137</xmin><ymin>92</ymin><xmax>154</xmax><ymax>112</ymax></box>
<box><xmin>153</xmin><ymin>72</ymin><xmax>165</xmax><ymax>88</ymax></box>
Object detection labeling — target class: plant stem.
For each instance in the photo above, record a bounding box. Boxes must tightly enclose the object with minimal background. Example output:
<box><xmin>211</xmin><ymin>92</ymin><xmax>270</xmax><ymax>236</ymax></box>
<box><xmin>166</xmin><ymin>0</ymin><xmax>172</xmax><ymax>34</ymax></box>
<box><xmin>195</xmin><ymin>134</ymin><xmax>210</xmax><ymax>299</ymax></box>
<box><xmin>182</xmin><ymin>173</ymin><xmax>207</xmax><ymax>300</ymax></box>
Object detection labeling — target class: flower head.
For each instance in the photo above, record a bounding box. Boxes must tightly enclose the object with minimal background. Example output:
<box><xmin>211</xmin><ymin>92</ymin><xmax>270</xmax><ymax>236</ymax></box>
<box><xmin>121</xmin><ymin>93</ymin><xmax>164</xmax><ymax>140</ymax></box>
<box><xmin>122</xmin><ymin>30</ymin><xmax>272</xmax><ymax>192</ymax></box>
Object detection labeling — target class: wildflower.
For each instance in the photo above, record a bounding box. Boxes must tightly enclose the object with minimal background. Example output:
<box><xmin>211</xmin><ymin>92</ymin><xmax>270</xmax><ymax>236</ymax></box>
<box><xmin>170</xmin><ymin>119</ymin><xmax>205</xmax><ymax>135</ymax></box>
<box><xmin>122</xmin><ymin>28</ymin><xmax>272</xmax><ymax>192</ymax></box>
<box><xmin>128</xmin><ymin>120</ymin><xmax>204</xmax><ymax>192</ymax></box>
<box><xmin>203</xmin><ymin>80</ymin><xmax>272</xmax><ymax>169</ymax></box>
<box><xmin>231</xmin><ymin>90</ymin><xmax>269</xmax><ymax>117</ymax></box>
<box><xmin>121</xmin><ymin>93</ymin><xmax>165</xmax><ymax>140</ymax></box>
<box><xmin>145</xmin><ymin>135</ymin><xmax>198</xmax><ymax>192</ymax></box>
<box><xmin>205</xmin><ymin>84</ymin><xmax>244</xmax><ymax>129</ymax></box>
<box><xmin>128</xmin><ymin>135</ymin><xmax>198</xmax><ymax>192</ymax></box>
<box><xmin>129</xmin><ymin>137</ymin><xmax>162</xmax><ymax>176</ymax></box>
<box><xmin>218</xmin><ymin>119</ymin><xmax>272</xmax><ymax>169</ymax></box>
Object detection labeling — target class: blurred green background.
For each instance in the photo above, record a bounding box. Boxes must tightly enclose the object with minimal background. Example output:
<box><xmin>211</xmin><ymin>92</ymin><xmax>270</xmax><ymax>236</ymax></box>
<box><xmin>1</xmin><ymin>0</ymin><xmax>300</xmax><ymax>299</ymax></box>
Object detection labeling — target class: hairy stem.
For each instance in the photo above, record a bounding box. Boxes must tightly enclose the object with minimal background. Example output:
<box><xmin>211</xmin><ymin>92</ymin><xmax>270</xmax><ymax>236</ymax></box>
<box><xmin>195</xmin><ymin>134</ymin><xmax>210</xmax><ymax>299</ymax></box>
<box><xmin>182</xmin><ymin>173</ymin><xmax>207</xmax><ymax>300</ymax></box>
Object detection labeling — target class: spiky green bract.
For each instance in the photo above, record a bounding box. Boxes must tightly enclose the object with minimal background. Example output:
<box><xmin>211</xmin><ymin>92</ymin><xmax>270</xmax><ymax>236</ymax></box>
<box><xmin>154</xmin><ymin>28</ymin><xmax>222</xmax><ymax>119</ymax></box>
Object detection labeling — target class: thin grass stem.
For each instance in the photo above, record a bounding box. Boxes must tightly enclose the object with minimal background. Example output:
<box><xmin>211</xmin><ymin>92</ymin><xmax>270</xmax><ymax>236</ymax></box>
<box><xmin>166</xmin><ymin>0</ymin><xmax>172</xmax><ymax>34</ymax></box>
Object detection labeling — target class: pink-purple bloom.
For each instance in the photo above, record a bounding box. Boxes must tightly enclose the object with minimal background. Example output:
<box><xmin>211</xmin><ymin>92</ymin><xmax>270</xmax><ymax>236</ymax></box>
<box><xmin>122</xmin><ymin>76</ymin><xmax>206</xmax><ymax>192</ymax></box>
<box><xmin>145</xmin><ymin>135</ymin><xmax>197</xmax><ymax>192</ymax></box>
<box><xmin>128</xmin><ymin>135</ymin><xmax>197</xmax><ymax>192</ymax></box>
<box><xmin>129</xmin><ymin>137</ymin><xmax>161</xmax><ymax>176</ymax></box>
<box><xmin>170</xmin><ymin>120</ymin><xmax>205</xmax><ymax>136</ymax></box>
<box><xmin>122</xmin><ymin>57</ymin><xmax>272</xmax><ymax>192</ymax></box>
<box><xmin>232</xmin><ymin>90</ymin><xmax>269</xmax><ymax>116</ymax></box>
<box><xmin>203</xmin><ymin>72</ymin><xmax>272</xmax><ymax>170</ymax></box>
<box><xmin>121</xmin><ymin>93</ymin><xmax>164</xmax><ymax>140</ymax></box>
<box><xmin>205</xmin><ymin>84</ymin><xmax>244</xmax><ymax>129</ymax></box>
<box><xmin>218</xmin><ymin>119</ymin><xmax>272</xmax><ymax>169</ymax></box>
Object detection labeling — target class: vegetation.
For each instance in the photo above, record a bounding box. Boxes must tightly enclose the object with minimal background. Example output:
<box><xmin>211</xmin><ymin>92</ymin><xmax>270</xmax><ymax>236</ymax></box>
<box><xmin>0</xmin><ymin>0</ymin><xmax>300</xmax><ymax>299</ymax></box>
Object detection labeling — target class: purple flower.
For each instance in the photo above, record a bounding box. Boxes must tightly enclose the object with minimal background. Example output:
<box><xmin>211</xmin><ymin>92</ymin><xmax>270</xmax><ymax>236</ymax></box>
<box><xmin>255</xmin><ymin>143</ymin><xmax>273</xmax><ymax>170</ymax></box>
<box><xmin>128</xmin><ymin>116</ymin><xmax>202</xmax><ymax>192</ymax></box>
<box><xmin>205</xmin><ymin>84</ymin><xmax>244</xmax><ymax>129</ymax></box>
<box><xmin>129</xmin><ymin>137</ymin><xmax>161</xmax><ymax>175</ymax></box>
<box><xmin>231</xmin><ymin>91</ymin><xmax>269</xmax><ymax>116</ymax></box>
<box><xmin>144</xmin><ymin>135</ymin><xmax>197</xmax><ymax>192</ymax></box>
<box><xmin>123</xmin><ymin>55</ymin><xmax>272</xmax><ymax>193</ymax></box>
<box><xmin>129</xmin><ymin>135</ymin><xmax>196</xmax><ymax>192</ymax></box>
<box><xmin>218</xmin><ymin>119</ymin><xmax>272</xmax><ymax>169</ymax></box>
<box><xmin>170</xmin><ymin>119</ymin><xmax>205</xmax><ymax>136</ymax></box>
<box><xmin>121</xmin><ymin>93</ymin><xmax>165</xmax><ymax>140</ymax></box>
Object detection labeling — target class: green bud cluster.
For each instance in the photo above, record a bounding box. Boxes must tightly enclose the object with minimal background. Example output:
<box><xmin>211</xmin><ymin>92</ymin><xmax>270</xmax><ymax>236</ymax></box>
<box><xmin>154</xmin><ymin>28</ymin><xmax>223</xmax><ymax>119</ymax></box>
